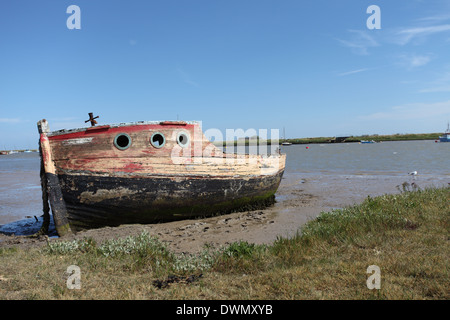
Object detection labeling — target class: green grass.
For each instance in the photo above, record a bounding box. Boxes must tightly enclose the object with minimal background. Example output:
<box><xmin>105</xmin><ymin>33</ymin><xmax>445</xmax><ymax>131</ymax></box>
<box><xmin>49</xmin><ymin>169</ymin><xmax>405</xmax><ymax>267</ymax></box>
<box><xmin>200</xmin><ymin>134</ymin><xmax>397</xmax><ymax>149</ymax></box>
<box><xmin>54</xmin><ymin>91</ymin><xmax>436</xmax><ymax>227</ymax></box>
<box><xmin>0</xmin><ymin>186</ymin><xmax>448</xmax><ymax>299</ymax></box>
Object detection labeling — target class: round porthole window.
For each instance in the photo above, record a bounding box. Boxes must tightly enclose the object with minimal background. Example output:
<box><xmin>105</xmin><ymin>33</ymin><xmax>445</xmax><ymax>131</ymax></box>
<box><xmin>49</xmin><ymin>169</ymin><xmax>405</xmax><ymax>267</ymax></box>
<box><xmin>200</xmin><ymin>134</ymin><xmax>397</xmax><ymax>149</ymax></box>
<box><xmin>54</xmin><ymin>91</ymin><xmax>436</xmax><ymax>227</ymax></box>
<box><xmin>150</xmin><ymin>132</ymin><xmax>166</xmax><ymax>148</ymax></box>
<box><xmin>177</xmin><ymin>131</ymin><xmax>190</xmax><ymax>148</ymax></box>
<box><xmin>114</xmin><ymin>133</ymin><xmax>132</xmax><ymax>150</ymax></box>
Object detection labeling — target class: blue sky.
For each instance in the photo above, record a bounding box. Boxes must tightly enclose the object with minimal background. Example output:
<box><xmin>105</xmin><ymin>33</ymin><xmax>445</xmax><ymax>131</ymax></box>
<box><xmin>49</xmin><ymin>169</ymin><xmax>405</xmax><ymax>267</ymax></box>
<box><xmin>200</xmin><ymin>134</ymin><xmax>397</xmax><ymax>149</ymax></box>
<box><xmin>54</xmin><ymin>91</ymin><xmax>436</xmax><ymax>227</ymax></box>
<box><xmin>1</xmin><ymin>0</ymin><xmax>450</xmax><ymax>149</ymax></box>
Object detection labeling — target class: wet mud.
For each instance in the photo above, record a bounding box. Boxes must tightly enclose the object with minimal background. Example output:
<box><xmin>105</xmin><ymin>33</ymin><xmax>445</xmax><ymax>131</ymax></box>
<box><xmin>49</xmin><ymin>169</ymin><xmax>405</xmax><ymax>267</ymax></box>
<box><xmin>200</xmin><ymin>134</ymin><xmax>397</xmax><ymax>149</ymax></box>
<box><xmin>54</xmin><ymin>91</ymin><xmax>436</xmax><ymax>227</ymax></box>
<box><xmin>1</xmin><ymin>172</ymin><xmax>448</xmax><ymax>253</ymax></box>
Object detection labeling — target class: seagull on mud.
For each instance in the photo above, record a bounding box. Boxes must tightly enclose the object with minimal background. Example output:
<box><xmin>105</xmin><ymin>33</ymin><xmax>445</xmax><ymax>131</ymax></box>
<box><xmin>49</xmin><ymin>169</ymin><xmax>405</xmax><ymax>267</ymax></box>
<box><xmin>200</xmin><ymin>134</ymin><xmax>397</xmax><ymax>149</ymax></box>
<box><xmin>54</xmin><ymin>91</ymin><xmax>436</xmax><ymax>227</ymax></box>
<box><xmin>408</xmin><ymin>171</ymin><xmax>418</xmax><ymax>180</ymax></box>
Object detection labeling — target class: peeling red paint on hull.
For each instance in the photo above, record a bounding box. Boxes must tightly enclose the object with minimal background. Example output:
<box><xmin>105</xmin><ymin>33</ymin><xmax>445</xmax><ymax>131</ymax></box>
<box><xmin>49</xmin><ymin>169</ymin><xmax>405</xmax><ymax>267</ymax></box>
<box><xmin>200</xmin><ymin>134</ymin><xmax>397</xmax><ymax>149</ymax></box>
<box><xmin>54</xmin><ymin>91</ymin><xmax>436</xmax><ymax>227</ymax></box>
<box><xmin>39</xmin><ymin>119</ymin><xmax>286</xmax><ymax>232</ymax></box>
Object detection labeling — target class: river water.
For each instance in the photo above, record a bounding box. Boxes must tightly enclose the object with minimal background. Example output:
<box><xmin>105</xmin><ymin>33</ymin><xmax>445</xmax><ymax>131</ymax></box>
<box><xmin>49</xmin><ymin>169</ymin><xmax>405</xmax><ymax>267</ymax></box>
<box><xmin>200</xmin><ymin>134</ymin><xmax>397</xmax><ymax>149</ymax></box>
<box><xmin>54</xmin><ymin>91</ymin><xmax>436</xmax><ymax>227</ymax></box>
<box><xmin>0</xmin><ymin>140</ymin><xmax>448</xmax><ymax>234</ymax></box>
<box><xmin>283</xmin><ymin>140</ymin><xmax>449</xmax><ymax>175</ymax></box>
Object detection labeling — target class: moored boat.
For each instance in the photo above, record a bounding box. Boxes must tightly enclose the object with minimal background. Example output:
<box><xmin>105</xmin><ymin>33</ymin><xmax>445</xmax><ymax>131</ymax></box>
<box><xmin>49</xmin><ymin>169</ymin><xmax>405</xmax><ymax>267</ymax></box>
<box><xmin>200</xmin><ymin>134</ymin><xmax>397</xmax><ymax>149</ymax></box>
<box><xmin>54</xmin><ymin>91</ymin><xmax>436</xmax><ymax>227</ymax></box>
<box><xmin>281</xmin><ymin>127</ymin><xmax>292</xmax><ymax>145</ymax></box>
<box><xmin>37</xmin><ymin>117</ymin><xmax>286</xmax><ymax>235</ymax></box>
<box><xmin>438</xmin><ymin>123</ymin><xmax>450</xmax><ymax>142</ymax></box>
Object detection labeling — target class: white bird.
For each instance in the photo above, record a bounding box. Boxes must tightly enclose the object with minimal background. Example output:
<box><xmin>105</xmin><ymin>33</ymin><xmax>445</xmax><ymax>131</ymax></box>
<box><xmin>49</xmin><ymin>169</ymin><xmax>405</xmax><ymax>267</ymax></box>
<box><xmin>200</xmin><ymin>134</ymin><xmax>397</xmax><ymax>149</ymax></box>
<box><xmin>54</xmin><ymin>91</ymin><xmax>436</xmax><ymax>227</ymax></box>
<box><xmin>408</xmin><ymin>171</ymin><xmax>418</xmax><ymax>180</ymax></box>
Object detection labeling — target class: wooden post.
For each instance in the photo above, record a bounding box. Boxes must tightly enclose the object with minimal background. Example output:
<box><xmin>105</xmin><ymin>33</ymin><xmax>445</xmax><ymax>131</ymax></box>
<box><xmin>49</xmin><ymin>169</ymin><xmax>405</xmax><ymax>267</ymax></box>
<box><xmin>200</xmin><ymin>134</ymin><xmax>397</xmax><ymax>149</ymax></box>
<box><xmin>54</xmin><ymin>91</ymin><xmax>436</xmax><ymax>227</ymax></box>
<box><xmin>33</xmin><ymin>141</ymin><xmax>50</xmax><ymax>236</ymax></box>
<box><xmin>37</xmin><ymin>119</ymin><xmax>72</xmax><ymax>237</ymax></box>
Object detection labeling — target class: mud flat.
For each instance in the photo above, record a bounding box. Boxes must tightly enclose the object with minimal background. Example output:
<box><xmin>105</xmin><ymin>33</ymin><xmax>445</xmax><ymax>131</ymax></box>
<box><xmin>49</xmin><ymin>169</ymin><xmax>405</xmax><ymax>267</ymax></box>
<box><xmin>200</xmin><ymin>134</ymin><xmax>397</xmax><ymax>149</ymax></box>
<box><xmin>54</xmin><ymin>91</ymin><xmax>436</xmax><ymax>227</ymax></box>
<box><xmin>0</xmin><ymin>171</ymin><xmax>448</xmax><ymax>252</ymax></box>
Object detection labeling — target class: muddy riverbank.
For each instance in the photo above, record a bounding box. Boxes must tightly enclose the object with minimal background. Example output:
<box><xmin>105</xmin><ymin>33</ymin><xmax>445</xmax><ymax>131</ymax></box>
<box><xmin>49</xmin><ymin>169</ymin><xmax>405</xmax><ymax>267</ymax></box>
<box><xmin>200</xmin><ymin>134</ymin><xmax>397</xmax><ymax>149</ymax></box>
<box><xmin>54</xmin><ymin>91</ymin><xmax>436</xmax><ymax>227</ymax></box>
<box><xmin>1</xmin><ymin>171</ymin><xmax>447</xmax><ymax>253</ymax></box>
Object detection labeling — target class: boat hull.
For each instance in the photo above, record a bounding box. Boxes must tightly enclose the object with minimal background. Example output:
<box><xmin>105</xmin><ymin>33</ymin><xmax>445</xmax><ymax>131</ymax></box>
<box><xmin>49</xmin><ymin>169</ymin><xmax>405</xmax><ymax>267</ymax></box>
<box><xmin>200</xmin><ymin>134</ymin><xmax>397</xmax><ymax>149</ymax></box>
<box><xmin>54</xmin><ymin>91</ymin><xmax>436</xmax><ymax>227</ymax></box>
<box><xmin>59</xmin><ymin>170</ymin><xmax>284</xmax><ymax>231</ymax></box>
<box><xmin>38</xmin><ymin>119</ymin><xmax>286</xmax><ymax>233</ymax></box>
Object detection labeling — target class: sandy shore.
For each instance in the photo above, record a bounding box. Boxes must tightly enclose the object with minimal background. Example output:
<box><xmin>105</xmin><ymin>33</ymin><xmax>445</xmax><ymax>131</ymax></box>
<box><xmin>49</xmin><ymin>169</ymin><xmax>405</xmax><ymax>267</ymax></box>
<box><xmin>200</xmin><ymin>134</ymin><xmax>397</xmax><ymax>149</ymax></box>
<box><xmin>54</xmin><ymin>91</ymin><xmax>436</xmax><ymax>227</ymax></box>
<box><xmin>0</xmin><ymin>172</ymin><xmax>448</xmax><ymax>252</ymax></box>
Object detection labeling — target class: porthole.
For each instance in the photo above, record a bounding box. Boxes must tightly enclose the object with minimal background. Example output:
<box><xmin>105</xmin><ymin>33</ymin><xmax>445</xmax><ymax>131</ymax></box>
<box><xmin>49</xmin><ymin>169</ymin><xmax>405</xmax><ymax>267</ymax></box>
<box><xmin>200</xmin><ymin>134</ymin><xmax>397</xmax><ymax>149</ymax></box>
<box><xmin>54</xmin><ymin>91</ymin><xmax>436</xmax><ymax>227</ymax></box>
<box><xmin>114</xmin><ymin>133</ymin><xmax>132</xmax><ymax>150</ymax></box>
<box><xmin>177</xmin><ymin>131</ymin><xmax>190</xmax><ymax>148</ymax></box>
<box><xmin>150</xmin><ymin>132</ymin><xmax>166</xmax><ymax>148</ymax></box>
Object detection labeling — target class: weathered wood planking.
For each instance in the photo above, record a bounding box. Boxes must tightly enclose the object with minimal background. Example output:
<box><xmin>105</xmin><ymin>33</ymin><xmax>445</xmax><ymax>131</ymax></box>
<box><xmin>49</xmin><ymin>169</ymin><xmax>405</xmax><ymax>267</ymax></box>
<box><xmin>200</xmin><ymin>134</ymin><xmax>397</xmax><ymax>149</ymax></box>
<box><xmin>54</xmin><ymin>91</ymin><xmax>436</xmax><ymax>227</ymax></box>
<box><xmin>41</xmin><ymin>120</ymin><xmax>286</xmax><ymax>231</ymax></box>
<box><xmin>37</xmin><ymin>120</ymin><xmax>73</xmax><ymax>236</ymax></box>
<box><xmin>54</xmin><ymin>154</ymin><xmax>285</xmax><ymax>177</ymax></box>
<box><xmin>48</xmin><ymin>123</ymin><xmax>208</xmax><ymax>160</ymax></box>
<box><xmin>49</xmin><ymin>121</ymin><xmax>283</xmax><ymax>177</ymax></box>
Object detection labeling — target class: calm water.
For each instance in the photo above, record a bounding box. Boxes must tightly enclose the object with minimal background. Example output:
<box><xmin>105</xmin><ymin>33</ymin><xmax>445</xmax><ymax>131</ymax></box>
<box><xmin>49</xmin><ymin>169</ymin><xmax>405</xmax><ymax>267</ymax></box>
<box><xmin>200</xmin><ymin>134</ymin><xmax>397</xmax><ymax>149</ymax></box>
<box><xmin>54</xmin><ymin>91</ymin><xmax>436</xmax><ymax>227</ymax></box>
<box><xmin>0</xmin><ymin>140</ymin><xmax>449</xmax><ymax>227</ymax></box>
<box><xmin>282</xmin><ymin>140</ymin><xmax>450</xmax><ymax>175</ymax></box>
<box><xmin>0</xmin><ymin>152</ymin><xmax>42</xmax><ymax>228</ymax></box>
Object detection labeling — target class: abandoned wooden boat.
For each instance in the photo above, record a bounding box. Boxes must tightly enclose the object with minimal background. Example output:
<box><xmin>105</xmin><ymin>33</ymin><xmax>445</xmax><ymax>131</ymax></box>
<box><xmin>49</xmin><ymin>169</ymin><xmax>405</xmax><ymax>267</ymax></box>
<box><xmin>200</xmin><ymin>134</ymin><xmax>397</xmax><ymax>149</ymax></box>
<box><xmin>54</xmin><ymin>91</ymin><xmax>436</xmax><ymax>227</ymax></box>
<box><xmin>37</xmin><ymin>117</ymin><xmax>286</xmax><ymax>235</ymax></box>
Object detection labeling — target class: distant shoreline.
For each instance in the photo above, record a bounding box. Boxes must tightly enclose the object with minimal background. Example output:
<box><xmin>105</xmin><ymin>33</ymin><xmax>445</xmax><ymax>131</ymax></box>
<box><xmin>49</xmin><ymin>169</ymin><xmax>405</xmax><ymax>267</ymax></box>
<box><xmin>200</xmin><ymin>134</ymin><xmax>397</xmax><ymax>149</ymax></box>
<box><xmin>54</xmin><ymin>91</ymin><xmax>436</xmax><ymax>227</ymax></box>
<box><xmin>0</xmin><ymin>133</ymin><xmax>442</xmax><ymax>152</ymax></box>
<box><xmin>285</xmin><ymin>132</ymin><xmax>442</xmax><ymax>144</ymax></box>
<box><xmin>215</xmin><ymin>132</ymin><xmax>442</xmax><ymax>146</ymax></box>
<box><xmin>0</xmin><ymin>149</ymin><xmax>38</xmax><ymax>154</ymax></box>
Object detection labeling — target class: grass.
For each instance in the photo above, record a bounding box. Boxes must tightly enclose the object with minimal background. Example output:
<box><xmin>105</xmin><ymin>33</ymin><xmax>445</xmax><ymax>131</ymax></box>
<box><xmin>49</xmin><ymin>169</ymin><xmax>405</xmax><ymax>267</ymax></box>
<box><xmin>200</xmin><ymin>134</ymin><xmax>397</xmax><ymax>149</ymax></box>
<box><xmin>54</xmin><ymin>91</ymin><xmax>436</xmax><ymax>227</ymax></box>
<box><xmin>0</xmin><ymin>186</ymin><xmax>448</xmax><ymax>299</ymax></box>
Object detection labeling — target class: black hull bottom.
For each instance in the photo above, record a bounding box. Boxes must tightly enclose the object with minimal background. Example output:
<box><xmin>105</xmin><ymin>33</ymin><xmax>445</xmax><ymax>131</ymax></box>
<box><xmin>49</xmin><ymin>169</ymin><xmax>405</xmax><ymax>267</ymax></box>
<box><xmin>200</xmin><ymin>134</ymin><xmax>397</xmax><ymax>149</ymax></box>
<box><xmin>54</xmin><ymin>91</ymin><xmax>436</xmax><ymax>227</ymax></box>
<box><xmin>58</xmin><ymin>171</ymin><xmax>284</xmax><ymax>231</ymax></box>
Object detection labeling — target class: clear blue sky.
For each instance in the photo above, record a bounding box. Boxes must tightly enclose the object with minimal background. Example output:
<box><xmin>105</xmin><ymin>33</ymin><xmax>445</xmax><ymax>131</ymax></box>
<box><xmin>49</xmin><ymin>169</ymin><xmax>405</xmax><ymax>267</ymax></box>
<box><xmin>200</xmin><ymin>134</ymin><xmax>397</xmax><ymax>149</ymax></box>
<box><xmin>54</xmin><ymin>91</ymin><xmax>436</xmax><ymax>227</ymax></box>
<box><xmin>1</xmin><ymin>0</ymin><xmax>450</xmax><ymax>149</ymax></box>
